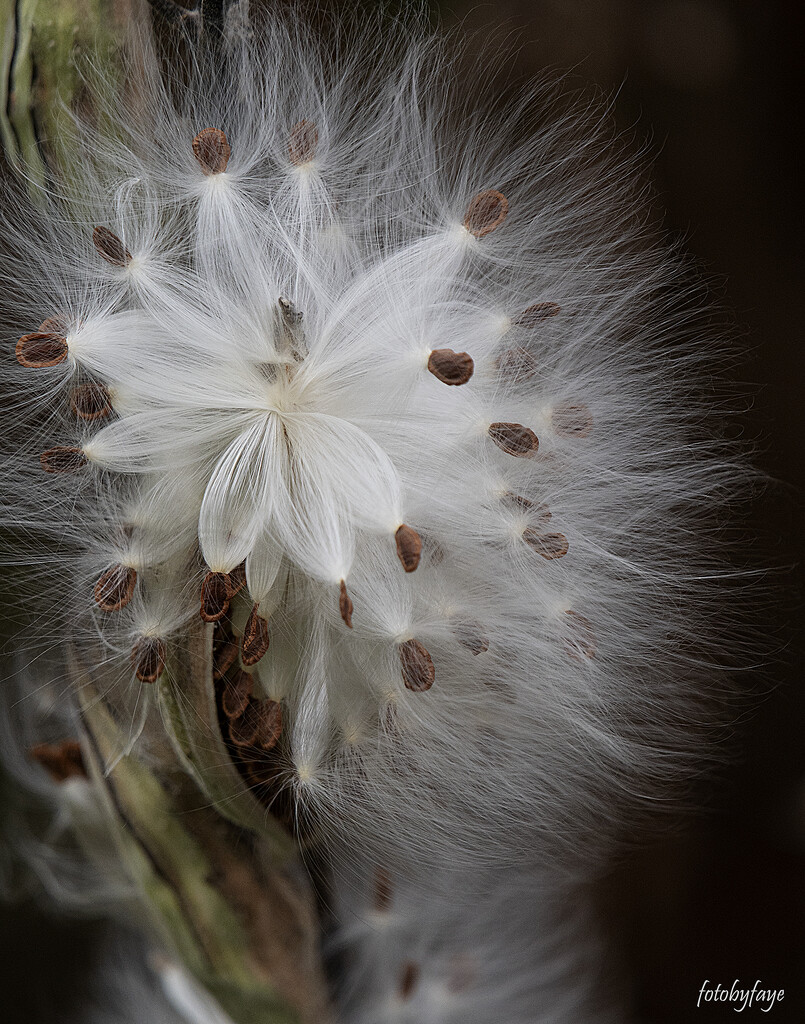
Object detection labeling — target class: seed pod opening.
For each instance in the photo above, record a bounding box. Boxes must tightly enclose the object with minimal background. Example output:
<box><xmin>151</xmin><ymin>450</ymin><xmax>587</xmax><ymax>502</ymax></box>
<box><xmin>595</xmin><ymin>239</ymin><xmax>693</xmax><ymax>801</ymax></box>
<box><xmin>395</xmin><ymin>524</ymin><xmax>422</xmax><ymax>573</ymax></box>
<box><xmin>464</xmin><ymin>189</ymin><xmax>508</xmax><ymax>237</ymax></box>
<box><xmin>93</xmin><ymin>226</ymin><xmax>131</xmax><ymax>267</ymax></box>
<box><xmin>192</xmin><ymin>127</ymin><xmax>231</xmax><ymax>175</ymax></box>
<box><xmin>16</xmin><ymin>332</ymin><xmax>68</xmax><ymax>368</ymax></box>
<box><xmin>94</xmin><ymin>564</ymin><xmax>137</xmax><ymax>612</ymax></box>
<box><xmin>427</xmin><ymin>348</ymin><xmax>474</xmax><ymax>386</ymax></box>
<box><xmin>399</xmin><ymin>638</ymin><xmax>435</xmax><ymax>692</ymax></box>
<box><xmin>488</xmin><ymin>422</ymin><xmax>539</xmax><ymax>458</ymax></box>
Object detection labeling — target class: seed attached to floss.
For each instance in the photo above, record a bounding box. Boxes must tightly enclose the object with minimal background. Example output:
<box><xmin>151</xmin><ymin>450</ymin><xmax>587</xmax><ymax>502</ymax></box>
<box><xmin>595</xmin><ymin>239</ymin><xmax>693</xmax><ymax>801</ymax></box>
<box><xmin>496</xmin><ymin>345</ymin><xmax>537</xmax><ymax>382</ymax></box>
<box><xmin>454</xmin><ymin>620</ymin><xmax>490</xmax><ymax>656</ymax></box>
<box><xmin>288</xmin><ymin>119</ymin><xmax>319</xmax><ymax>166</ymax></box>
<box><xmin>192</xmin><ymin>127</ymin><xmax>231</xmax><ymax>175</ymax></box>
<box><xmin>40</xmin><ymin>446</ymin><xmax>88</xmax><ymax>474</ymax></box>
<box><xmin>255</xmin><ymin>699</ymin><xmax>283</xmax><ymax>751</ymax></box>
<box><xmin>131</xmin><ymin>636</ymin><xmax>167</xmax><ymax>683</ymax></box>
<box><xmin>94</xmin><ymin>564</ymin><xmax>137</xmax><ymax>612</ymax></box>
<box><xmin>70</xmin><ymin>381</ymin><xmax>113</xmax><ymax>421</ymax></box>
<box><xmin>29</xmin><ymin>740</ymin><xmax>87</xmax><ymax>783</ymax></box>
<box><xmin>399</xmin><ymin>638</ymin><xmax>435</xmax><ymax>692</ymax></box>
<box><xmin>512</xmin><ymin>301</ymin><xmax>561</xmax><ymax>328</ymax></box>
<box><xmin>427</xmin><ymin>348</ymin><xmax>474</xmax><ymax>386</ymax></box>
<box><xmin>502</xmin><ymin>492</ymin><xmax>552</xmax><ymax>522</ymax></box>
<box><xmin>339</xmin><ymin>580</ymin><xmax>354</xmax><ymax>628</ymax></box>
<box><xmin>564</xmin><ymin>609</ymin><xmax>596</xmax><ymax>660</ymax></box>
<box><xmin>16</xmin><ymin>332</ymin><xmax>68</xmax><ymax>368</ymax></box>
<box><xmin>242</xmin><ymin>603</ymin><xmax>270</xmax><ymax>665</ymax></box>
<box><xmin>552</xmin><ymin>401</ymin><xmax>593</xmax><ymax>438</ymax></box>
<box><xmin>395</xmin><ymin>524</ymin><xmax>422</xmax><ymax>573</ymax></box>
<box><xmin>222</xmin><ymin>670</ymin><xmax>254</xmax><ymax>719</ymax></box>
<box><xmin>213</xmin><ymin>633</ymin><xmax>239</xmax><ymax>679</ymax></box>
<box><xmin>488</xmin><ymin>422</ymin><xmax>539</xmax><ymax>458</ymax></box>
<box><xmin>93</xmin><ymin>226</ymin><xmax>132</xmax><ymax>267</ymax></box>
<box><xmin>200</xmin><ymin>571</ymin><xmax>231</xmax><ymax>622</ymax></box>
<box><xmin>522</xmin><ymin>528</ymin><xmax>569</xmax><ymax>560</ymax></box>
<box><xmin>464</xmin><ymin>189</ymin><xmax>508</xmax><ymax>238</ymax></box>
<box><xmin>227</xmin><ymin>561</ymin><xmax>248</xmax><ymax>596</ymax></box>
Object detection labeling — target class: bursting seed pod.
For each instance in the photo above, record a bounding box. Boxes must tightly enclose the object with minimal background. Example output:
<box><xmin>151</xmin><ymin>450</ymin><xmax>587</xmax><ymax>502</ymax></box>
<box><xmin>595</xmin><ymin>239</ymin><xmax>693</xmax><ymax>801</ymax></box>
<box><xmin>0</xmin><ymin>4</ymin><xmax>750</xmax><ymax>881</ymax></box>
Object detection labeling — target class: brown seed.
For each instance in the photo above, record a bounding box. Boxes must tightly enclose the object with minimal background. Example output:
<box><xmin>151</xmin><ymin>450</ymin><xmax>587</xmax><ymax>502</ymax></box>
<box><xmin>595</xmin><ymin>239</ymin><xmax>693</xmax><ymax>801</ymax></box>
<box><xmin>464</xmin><ymin>189</ymin><xmax>508</xmax><ymax>238</ymax></box>
<box><xmin>192</xmin><ymin>127</ymin><xmax>231</xmax><ymax>175</ymax></box>
<box><xmin>38</xmin><ymin>314</ymin><xmax>71</xmax><ymax>334</ymax></box>
<box><xmin>213</xmin><ymin>634</ymin><xmax>239</xmax><ymax>679</ymax></box>
<box><xmin>242</xmin><ymin>603</ymin><xmax>270</xmax><ymax>665</ymax></box>
<box><xmin>200</xmin><ymin>571</ymin><xmax>230</xmax><ymax>622</ymax></box>
<box><xmin>131</xmin><ymin>636</ymin><xmax>166</xmax><ymax>683</ymax></box>
<box><xmin>564</xmin><ymin>609</ymin><xmax>596</xmax><ymax>660</ymax></box>
<box><xmin>227</xmin><ymin>560</ymin><xmax>247</xmax><ymax>596</ymax></box>
<box><xmin>399</xmin><ymin>639</ymin><xmax>435</xmax><ymax>692</ymax></box>
<box><xmin>496</xmin><ymin>345</ymin><xmax>537</xmax><ymax>381</ymax></box>
<box><xmin>228</xmin><ymin>698</ymin><xmax>261</xmax><ymax>747</ymax></box>
<box><xmin>395</xmin><ymin>524</ymin><xmax>422</xmax><ymax>573</ymax></box>
<box><xmin>16</xmin><ymin>332</ymin><xmax>68</xmax><ymax>368</ymax></box>
<box><xmin>522</xmin><ymin>528</ymin><xmax>569</xmax><ymax>560</ymax></box>
<box><xmin>222</xmin><ymin>670</ymin><xmax>253</xmax><ymax>719</ymax></box>
<box><xmin>373</xmin><ymin>866</ymin><xmax>393</xmax><ymax>912</ymax></box>
<box><xmin>339</xmin><ymin>580</ymin><xmax>353</xmax><ymax>628</ymax></box>
<box><xmin>40</xmin><ymin>446</ymin><xmax>87</xmax><ymax>474</ymax></box>
<box><xmin>399</xmin><ymin>961</ymin><xmax>420</xmax><ymax>1000</ymax></box>
<box><xmin>29</xmin><ymin>740</ymin><xmax>86</xmax><ymax>783</ymax></box>
<box><xmin>93</xmin><ymin>226</ymin><xmax>131</xmax><ymax>267</ymax></box>
<box><xmin>288</xmin><ymin>119</ymin><xmax>319</xmax><ymax>165</ymax></box>
<box><xmin>94</xmin><ymin>564</ymin><xmax>137</xmax><ymax>612</ymax></box>
<box><xmin>427</xmin><ymin>348</ymin><xmax>474</xmax><ymax>386</ymax></box>
<box><xmin>229</xmin><ymin>697</ymin><xmax>283</xmax><ymax>750</ymax></box>
<box><xmin>255</xmin><ymin>699</ymin><xmax>283</xmax><ymax>751</ymax></box>
<box><xmin>511</xmin><ymin>302</ymin><xmax>561</xmax><ymax>327</ymax></box>
<box><xmin>70</xmin><ymin>381</ymin><xmax>113</xmax><ymax>421</ymax></box>
<box><xmin>488</xmin><ymin>422</ymin><xmax>539</xmax><ymax>458</ymax></box>
<box><xmin>454</xmin><ymin>621</ymin><xmax>489</xmax><ymax>656</ymax></box>
<box><xmin>501</xmin><ymin>493</ymin><xmax>551</xmax><ymax>522</ymax></box>
<box><xmin>552</xmin><ymin>401</ymin><xmax>593</xmax><ymax>438</ymax></box>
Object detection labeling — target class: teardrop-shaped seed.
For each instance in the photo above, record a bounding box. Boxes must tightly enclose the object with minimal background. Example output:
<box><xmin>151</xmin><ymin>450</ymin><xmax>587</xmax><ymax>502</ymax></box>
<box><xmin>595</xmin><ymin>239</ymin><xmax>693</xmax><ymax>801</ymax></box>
<box><xmin>552</xmin><ymin>401</ymin><xmax>593</xmax><ymax>438</ymax></box>
<box><xmin>16</xmin><ymin>332</ymin><xmax>68</xmax><ymax>368</ymax></box>
<box><xmin>242</xmin><ymin>603</ymin><xmax>270</xmax><ymax>665</ymax></box>
<box><xmin>395</xmin><ymin>524</ymin><xmax>422</xmax><ymax>573</ymax></box>
<box><xmin>399</xmin><ymin>962</ymin><xmax>420</xmax><ymax>1000</ymax></box>
<box><xmin>192</xmin><ymin>127</ymin><xmax>231</xmax><ymax>175</ymax></box>
<box><xmin>496</xmin><ymin>345</ymin><xmax>537</xmax><ymax>381</ymax></box>
<box><xmin>131</xmin><ymin>636</ymin><xmax>166</xmax><ymax>683</ymax></box>
<box><xmin>399</xmin><ymin>639</ymin><xmax>435</xmax><ymax>692</ymax></box>
<box><xmin>93</xmin><ymin>226</ymin><xmax>131</xmax><ymax>267</ymax></box>
<box><xmin>222</xmin><ymin>670</ymin><xmax>253</xmax><ymax>719</ymax></box>
<box><xmin>200</xmin><ymin>571</ymin><xmax>230</xmax><ymax>622</ymax></box>
<box><xmin>464</xmin><ymin>189</ymin><xmax>508</xmax><ymax>238</ymax></box>
<box><xmin>523</xmin><ymin>528</ymin><xmax>569</xmax><ymax>560</ymax></box>
<box><xmin>94</xmin><ymin>564</ymin><xmax>137</xmax><ymax>612</ymax></box>
<box><xmin>339</xmin><ymin>580</ymin><xmax>353</xmax><ymax>628</ymax></box>
<box><xmin>288</xmin><ymin>119</ymin><xmax>319</xmax><ymax>165</ymax></box>
<box><xmin>70</xmin><ymin>381</ymin><xmax>113</xmax><ymax>421</ymax></box>
<box><xmin>512</xmin><ymin>302</ymin><xmax>561</xmax><ymax>327</ymax></box>
<box><xmin>29</xmin><ymin>740</ymin><xmax>86</xmax><ymax>782</ymax></box>
<box><xmin>488</xmin><ymin>422</ymin><xmax>539</xmax><ymax>457</ymax></box>
<box><xmin>454</xmin><ymin>621</ymin><xmax>489</xmax><ymax>655</ymax></box>
<box><xmin>40</xmin><ymin>447</ymin><xmax>87</xmax><ymax>473</ymax></box>
<box><xmin>427</xmin><ymin>348</ymin><xmax>474</xmax><ymax>386</ymax></box>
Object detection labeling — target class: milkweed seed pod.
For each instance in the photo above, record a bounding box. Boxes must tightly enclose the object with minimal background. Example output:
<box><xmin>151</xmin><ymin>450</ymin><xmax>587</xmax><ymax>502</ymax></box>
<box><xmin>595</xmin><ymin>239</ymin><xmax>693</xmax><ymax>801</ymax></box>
<box><xmin>0</xmin><ymin>1</ymin><xmax>751</xmax><ymax>893</ymax></box>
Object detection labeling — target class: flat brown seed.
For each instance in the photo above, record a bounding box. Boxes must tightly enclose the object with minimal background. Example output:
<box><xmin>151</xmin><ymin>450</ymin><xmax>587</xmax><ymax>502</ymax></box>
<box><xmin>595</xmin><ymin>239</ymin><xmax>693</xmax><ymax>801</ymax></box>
<box><xmin>94</xmin><ymin>564</ymin><xmax>137</xmax><ymax>611</ymax></box>
<box><xmin>339</xmin><ymin>580</ymin><xmax>354</xmax><ymax>628</ymax></box>
<box><xmin>464</xmin><ymin>189</ymin><xmax>508</xmax><ymax>238</ymax></box>
<box><xmin>454</xmin><ymin>621</ymin><xmax>489</xmax><ymax>656</ymax></box>
<box><xmin>512</xmin><ymin>302</ymin><xmax>561</xmax><ymax>327</ymax></box>
<box><xmin>496</xmin><ymin>345</ymin><xmax>537</xmax><ymax>381</ymax></box>
<box><xmin>522</xmin><ymin>528</ymin><xmax>569</xmax><ymax>560</ymax></box>
<box><xmin>222</xmin><ymin>670</ymin><xmax>253</xmax><ymax>719</ymax></box>
<box><xmin>373</xmin><ymin>867</ymin><xmax>393</xmax><ymax>912</ymax></box>
<box><xmin>427</xmin><ymin>348</ymin><xmax>474</xmax><ymax>386</ymax></box>
<box><xmin>227</xmin><ymin>561</ymin><xmax>247</xmax><ymax>596</ymax></box>
<box><xmin>228</xmin><ymin>698</ymin><xmax>262</xmax><ymax>747</ymax></box>
<box><xmin>132</xmin><ymin>636</ymin><xmax>166</xmax><ymax>683</ymax></box>
<box><xmin>399</xmin><ymin>639</ymin><xmax>435</xmax><ymax>692</ymax></box>
<box><xmin>93</xmin><ymin>226</ymin><xmax>131</xmax><ymax>267</ymax></box>
<box><xmin>399</xmin><ymin>962</ymin><xmax>420</xmax><ymax>1001</ymax></box>
<box><xmin>29</xmin><ymin>740</ymin><xmax>87</xmax><ymax>783</ymax></box>
<box><xmin>552</xmin><ymin>401</ymin><xmax>593</xmax><ymax>438</ymax></box>
<box><xmin>70</xmin><ymin>381</ymin><xmax>113</xmax><ymax>421</ymax></box>
<box><xmin>395</xmin><ymin>524</ymin><xmax>422</xmax><ymax>573</ymax></box>
<box><xmin>488</xmin><ymin>422</ymin><xmax>539</xmax><ymax>458</ymax></box>
<box><xmin>242</xmin><ymin>603</ymin><xmax>270</xmax><ymax>665</ymax></box>
<box><xmin>200</xmin><ymin>571</ymin><xmax>230</xmax><ymax>622</ymax></box>
<box><xmin>255</xmin><ymin>699</ymin><xmax>283</xmax><ymax>751</ymax></box>
<box><xmin>288</xmin><ymin>119</ymin><xmax>319</xmax><ymax>165</ymax></box>
<box><xmin>192</xmin><ymin>127</ymin><xmax>231</xmax><ymax>175</ymax></box>
<box><xmin>564</xmin><ymin>609</ymin><xmax>596</xmax><ymax>660</ymax></box>
<box><xmin>213</xmin><ymin>635</ymin><xmax>239</xmax><ymax>679</ymax></box>
<box><xmin>16</xmin><ymin>332</ymin><xmax>68</xmax><ymax>368</ymax></box>
<box><xmin>40</xmin><ymin>446</ymin><xmax>87</xmax><ymax>473</ymax></box>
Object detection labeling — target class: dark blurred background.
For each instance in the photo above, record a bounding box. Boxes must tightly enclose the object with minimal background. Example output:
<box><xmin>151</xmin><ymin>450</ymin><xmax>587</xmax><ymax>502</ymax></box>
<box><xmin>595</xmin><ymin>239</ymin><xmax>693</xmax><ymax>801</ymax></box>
<box><xmin>2</xmin><ymin>1</ymin><xmax>802</xmax><ymax>1020</ymax></box>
